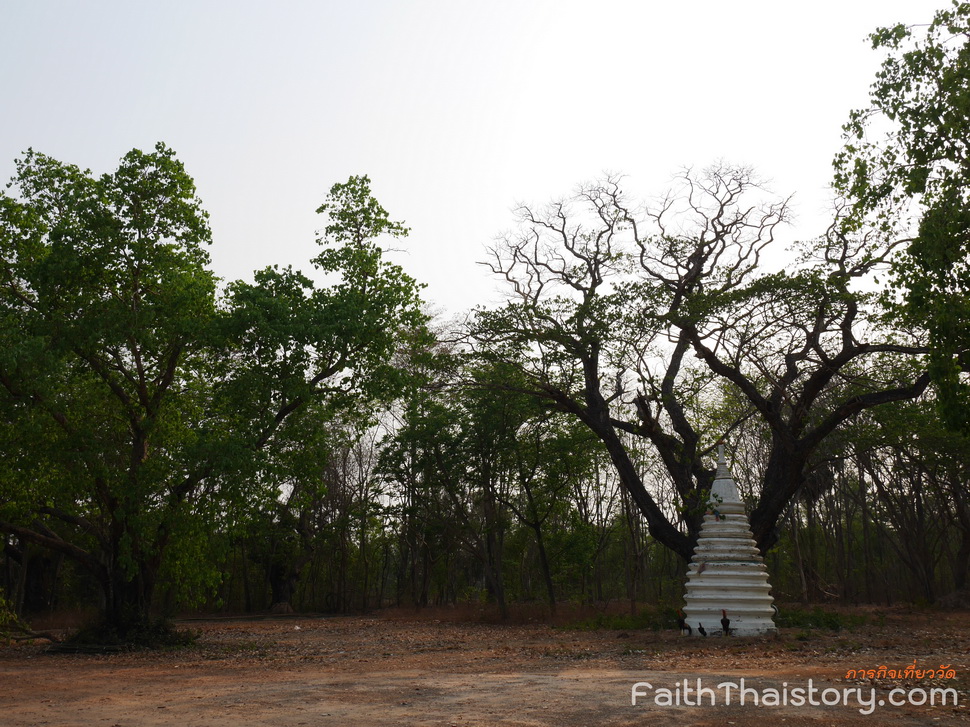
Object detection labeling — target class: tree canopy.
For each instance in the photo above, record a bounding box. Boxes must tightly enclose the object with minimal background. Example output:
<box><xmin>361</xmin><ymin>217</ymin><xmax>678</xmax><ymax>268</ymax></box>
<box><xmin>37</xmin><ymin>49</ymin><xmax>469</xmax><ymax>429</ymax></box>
<box><xmin>836</xmin><ymin>0</ymin><xmax>970</xmax><ymax>431</ymax></box>
<box><xmin>3</xmin><ymin>3</ymin><xmax>970</xmax><ymax>630</ymax></box>
<box><xmin>470</xmin><ymin>167</ymin><xmax>929</xmax><ymax>560</ymax></box>
<box><xmin>0</xmin><ymin>149</ymin><xmax>425</xmax><ymax>639</ymax></box>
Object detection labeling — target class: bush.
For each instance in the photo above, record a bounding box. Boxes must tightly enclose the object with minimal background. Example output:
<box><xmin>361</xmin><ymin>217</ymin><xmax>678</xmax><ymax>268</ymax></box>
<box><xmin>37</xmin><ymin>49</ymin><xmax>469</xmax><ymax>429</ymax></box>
<box><xmin>775</xmin><ymin>606</ymin><xmax>866</xmax><ymax>631</ymax></box>
<box><xmin>66</xmin><ymin>616</ymin><xmax>196</xmax><ymax>649</ymax></box>
<box><xmin>0</xmin><ymin>591</ymin><xmax>30</xmax><ymax>642</ymax></box>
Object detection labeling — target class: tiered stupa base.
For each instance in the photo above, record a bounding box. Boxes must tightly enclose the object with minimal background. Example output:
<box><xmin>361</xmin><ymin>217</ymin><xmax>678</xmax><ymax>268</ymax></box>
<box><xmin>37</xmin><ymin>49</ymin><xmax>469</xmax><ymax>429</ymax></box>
<box><xmin>682</xmin><ymin>446</ymin><xmax>776</xmax><ymax>636</ymax></box>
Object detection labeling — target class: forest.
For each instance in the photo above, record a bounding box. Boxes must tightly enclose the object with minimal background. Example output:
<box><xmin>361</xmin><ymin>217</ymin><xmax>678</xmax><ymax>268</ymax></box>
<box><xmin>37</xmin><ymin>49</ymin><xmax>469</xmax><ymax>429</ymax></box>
<box><xmin>1</xmin><ymin>3</ymin><xmax>969</xmax><ymax>645</ymax></box>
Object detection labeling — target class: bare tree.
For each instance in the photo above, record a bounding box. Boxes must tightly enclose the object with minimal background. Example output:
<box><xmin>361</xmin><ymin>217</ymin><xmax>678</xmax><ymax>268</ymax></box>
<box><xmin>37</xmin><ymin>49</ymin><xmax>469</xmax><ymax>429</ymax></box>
<box><xmin>472</xmin><ymin>166</ymin><xmax>929</xmax><ymax>559</ymax></box>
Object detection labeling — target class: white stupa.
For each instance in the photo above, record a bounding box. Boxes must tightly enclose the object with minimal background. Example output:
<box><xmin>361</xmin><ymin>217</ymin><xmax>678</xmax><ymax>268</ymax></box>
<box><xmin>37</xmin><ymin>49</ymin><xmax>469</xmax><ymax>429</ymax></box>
<box><xmin>682</xmin><ymin>445</ymin><xmax>776</xmax><ymax>636</ymax></box>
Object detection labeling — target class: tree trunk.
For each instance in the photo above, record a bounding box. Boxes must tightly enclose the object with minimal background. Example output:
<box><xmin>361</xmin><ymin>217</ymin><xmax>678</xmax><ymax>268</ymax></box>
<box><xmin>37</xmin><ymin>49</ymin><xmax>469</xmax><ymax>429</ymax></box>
<box><xmin>268</xmin><ymin>548</ymin><xmax>314</xmax><ymax>614</ymax></box>
<box><xmin>591</xmin><ymin>417</ymin><xmax>694</xmax><ymax>560</ymax></box>
<box><xmin>102</xmin><ymin>559</ymin><xmax>158</xmax><ymax>638</ymax></box>
<box><xmin>530</xmin><ymin>522</ymin><xmax>556</xmax><ymax>614</ymax></box>
<box><xmin>750</xmin><ymin>439</ymin><xmax>807</xmax><ymax>555</ymax></box>
<box><xmin>268</xmin><ymin>562</ymin><xmax>297</xmax><ymax>613</ymax></box>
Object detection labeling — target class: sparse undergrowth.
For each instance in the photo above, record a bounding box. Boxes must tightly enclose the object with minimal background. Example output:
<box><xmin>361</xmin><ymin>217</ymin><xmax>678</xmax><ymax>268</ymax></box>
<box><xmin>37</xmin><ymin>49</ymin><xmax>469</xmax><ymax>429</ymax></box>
<box><xmin>774</xmin><ymin>606</ymin><xmax>869</xmax><ymax>631</ymax></box>
<box><xmin>560</xmin><ymin>605</ymin><xmax>679</xmax><ymax>632</ymax></box>
<box><xmin>0</xmin><ymin>592</ymin><xmax>62</xmax><ymax>644</ymax></box>
<box><xmin>58</xmin><ymin>617</ymin><xmax>197</xmax><ymax>651</ymax></box>
<box><xmin>0</xmin><ymin>593</ymin><xmax>26</xmax><ymax>641</ymax></box>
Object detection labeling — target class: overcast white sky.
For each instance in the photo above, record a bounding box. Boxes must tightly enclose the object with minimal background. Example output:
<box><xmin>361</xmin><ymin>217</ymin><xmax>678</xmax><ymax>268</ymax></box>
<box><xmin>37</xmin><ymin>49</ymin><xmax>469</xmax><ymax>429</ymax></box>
<box><xmin>0</xmin><ymin>1</ymin><xmax>945</xmax><ymax>313</ymax></box>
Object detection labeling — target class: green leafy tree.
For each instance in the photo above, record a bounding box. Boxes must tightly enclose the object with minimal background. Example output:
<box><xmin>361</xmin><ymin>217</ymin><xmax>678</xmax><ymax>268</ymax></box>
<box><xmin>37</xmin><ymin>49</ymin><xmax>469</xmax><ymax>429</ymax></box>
<box><xmin>379</xmin><ymin>348</ymin><xmax>610</xmax><ymax>615</ymax></box>
<box><xmin>219</xmin><ymin>174</ymin><xmax>426</xmax><ymax>613</ymax></box>
<box><xmin>836</xmin><ymin>1</ymin><xmax>970</xmax><ymax>430</ymax></box>
<box><xmin>379</xmin><ymin>353</ymin><xmax>515</xmax><ymax>616</ymax></box>
<box><xmin>0</xmin><ymin>149</ymin><xmax>425</xmax><ymax>640</ymax></box>
<box><xmin>498</xmin><ymin>406</ymin><xmax>599</xmax><ymax>613</ymax></box>
<box><xmin>0</xmin><ymin>144</ymin><xmax>218</xmax><ymax>638</ymax></box>
<box><xmin>842</xmin><ymin>394</ymin><xmax>970</xmax><ymax>600</ymax></box>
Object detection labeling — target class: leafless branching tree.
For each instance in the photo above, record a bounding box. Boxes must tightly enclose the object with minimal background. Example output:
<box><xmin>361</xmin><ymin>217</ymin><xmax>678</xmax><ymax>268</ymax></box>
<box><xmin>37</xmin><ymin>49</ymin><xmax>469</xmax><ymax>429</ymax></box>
<box><xmin>472</xmin><ymin>165</ymin><xmax>929</xmax><ymax>559</ymax></box>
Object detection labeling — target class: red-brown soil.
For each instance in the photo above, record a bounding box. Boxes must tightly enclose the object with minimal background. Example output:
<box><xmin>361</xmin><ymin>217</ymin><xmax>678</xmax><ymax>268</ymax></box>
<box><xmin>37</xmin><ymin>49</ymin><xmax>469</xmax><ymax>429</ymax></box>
<box><xmin>2</xmin><ymin>606</ymin><xmax>969</xmax><ymax>726</ymax></box>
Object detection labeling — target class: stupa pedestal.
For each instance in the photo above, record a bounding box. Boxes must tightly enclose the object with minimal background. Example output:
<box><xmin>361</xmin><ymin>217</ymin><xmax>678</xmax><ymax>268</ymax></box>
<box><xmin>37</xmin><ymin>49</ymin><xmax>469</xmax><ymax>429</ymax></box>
<box><xmin>682</xmin><ymin>446</ymin><xmax>776</xmax><ymax>636</ymax></box>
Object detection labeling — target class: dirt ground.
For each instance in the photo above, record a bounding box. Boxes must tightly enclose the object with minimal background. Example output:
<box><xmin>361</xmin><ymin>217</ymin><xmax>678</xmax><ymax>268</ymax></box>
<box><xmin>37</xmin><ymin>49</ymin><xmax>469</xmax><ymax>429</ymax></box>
<box><xmin>2</xmin><ymin>607</ymin><xmax>969</xmax><ymax>726</ymax></box>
